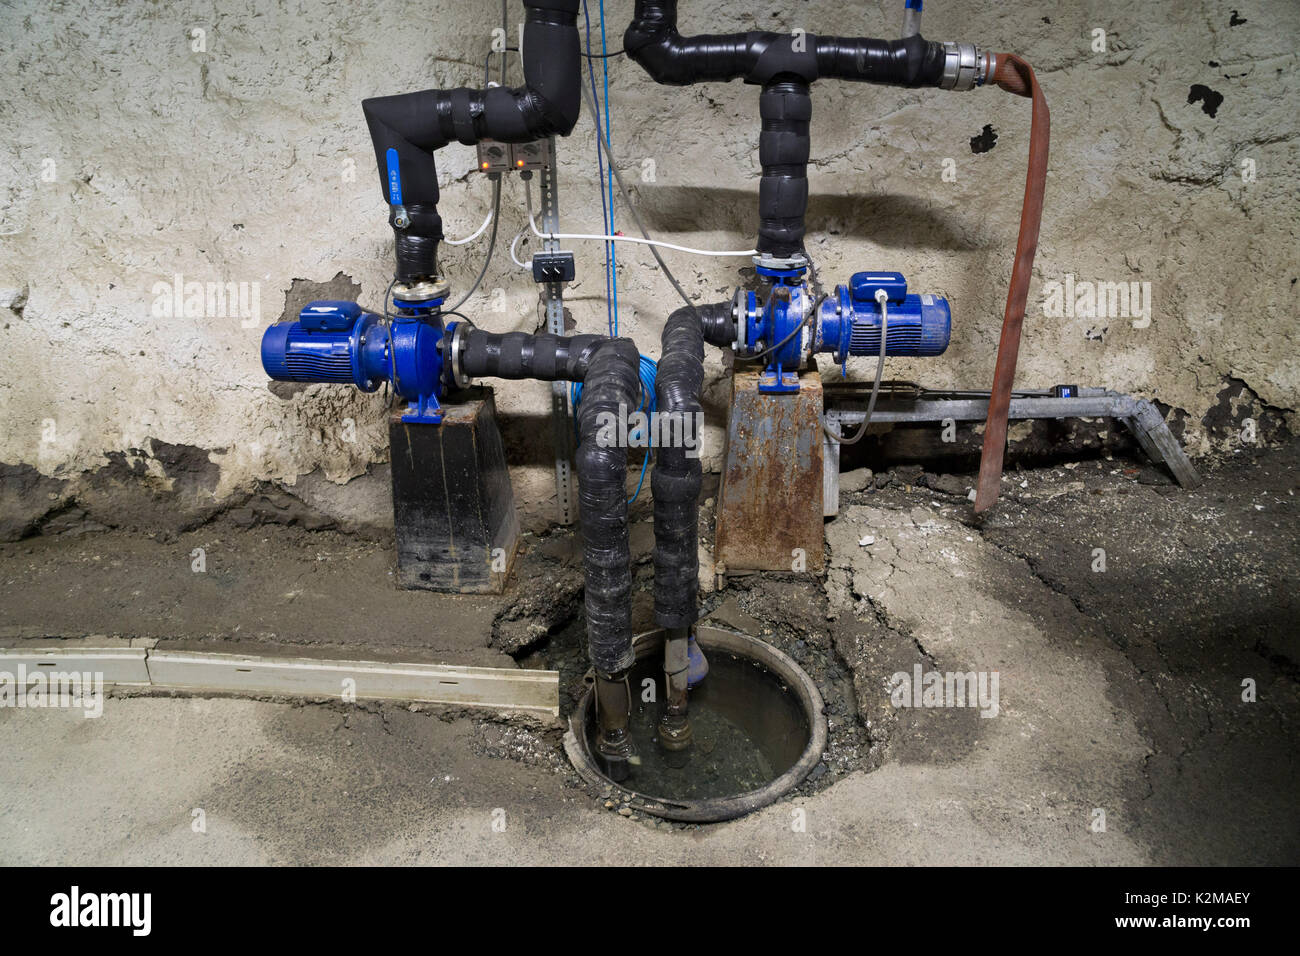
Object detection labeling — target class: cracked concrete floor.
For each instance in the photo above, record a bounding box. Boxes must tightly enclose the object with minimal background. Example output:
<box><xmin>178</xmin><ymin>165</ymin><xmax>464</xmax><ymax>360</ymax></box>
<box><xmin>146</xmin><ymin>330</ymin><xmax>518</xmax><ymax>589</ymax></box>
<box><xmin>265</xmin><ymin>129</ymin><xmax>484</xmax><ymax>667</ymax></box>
<box><xmin>0</xmin><ymin>444</ymin><xmax>1296</xmax><ymax>864</ymax></box>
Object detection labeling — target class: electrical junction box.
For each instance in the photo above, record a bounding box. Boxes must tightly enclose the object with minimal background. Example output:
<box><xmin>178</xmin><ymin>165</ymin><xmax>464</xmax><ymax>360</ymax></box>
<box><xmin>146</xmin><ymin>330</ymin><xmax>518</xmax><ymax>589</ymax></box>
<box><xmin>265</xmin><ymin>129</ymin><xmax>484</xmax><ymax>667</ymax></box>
<box><xmin>531</xmin><ymin>250</ymin><xmax>576</xmax><ymax>284</ymax></box>
<box><xmin>849</xmin><ymin>271</ymin><xmax>908</xmax><ymax>304</ymax></box>
<box><xmin>510</xmin><ymin>138</ymin><xmax>552</xmax><ymax>170</ymax></box>
<box><xmin>476</xmin><ymin>140</ymin><xmax>512</xmax><ymax>173</ymax></box>
<box><xmin>477</xmin><ymin>138</ymin><xmax>552</xmax><ymax>173</ymax></box>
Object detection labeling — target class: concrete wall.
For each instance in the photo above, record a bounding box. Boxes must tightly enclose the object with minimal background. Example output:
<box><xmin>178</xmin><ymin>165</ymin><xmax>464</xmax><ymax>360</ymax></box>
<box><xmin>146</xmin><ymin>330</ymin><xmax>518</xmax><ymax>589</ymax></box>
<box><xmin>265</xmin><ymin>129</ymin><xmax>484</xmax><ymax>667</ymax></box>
<box><xmin>1</xmin><ymin>0</ymin><xmax>1296</xmax><ymax>538</ymax></box>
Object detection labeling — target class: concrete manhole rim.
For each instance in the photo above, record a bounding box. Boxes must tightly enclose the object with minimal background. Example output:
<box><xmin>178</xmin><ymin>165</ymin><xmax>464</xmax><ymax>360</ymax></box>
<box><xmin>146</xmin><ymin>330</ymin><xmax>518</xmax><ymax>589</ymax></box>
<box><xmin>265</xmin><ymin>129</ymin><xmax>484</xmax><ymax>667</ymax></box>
<box><xmin>564</xmin><ymin>625</ymin><xmax>829</xmax><ymax>823</ymax></box>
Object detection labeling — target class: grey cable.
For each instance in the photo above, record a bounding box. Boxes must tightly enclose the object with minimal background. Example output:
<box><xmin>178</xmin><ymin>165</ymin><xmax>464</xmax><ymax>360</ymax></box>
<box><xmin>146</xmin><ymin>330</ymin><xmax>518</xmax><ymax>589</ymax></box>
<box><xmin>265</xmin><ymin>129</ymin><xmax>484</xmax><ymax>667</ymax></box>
<box><xmin>579</xmin><ymin>81</ymin><xmax>700</xmax><ymax>319</ymax></box>
<box><xmin>447</xmin><ymin>3</ymin><xmax>510</xmax><ymax>315</ymax></box>
<box><xmin>447</xmin><ymin>176</ymin><xmax>502</xmax><ymax>313</ymax></box>
<box><xmin>824</xmin><ymin>290</ymin><xmax>889</xmax><ymax>446</ymax></box>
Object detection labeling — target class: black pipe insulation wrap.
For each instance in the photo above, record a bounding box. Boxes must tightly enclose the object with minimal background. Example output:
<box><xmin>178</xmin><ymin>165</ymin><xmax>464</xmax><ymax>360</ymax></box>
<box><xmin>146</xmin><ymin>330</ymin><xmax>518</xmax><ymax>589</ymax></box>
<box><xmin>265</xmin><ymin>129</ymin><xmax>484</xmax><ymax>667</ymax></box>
<box><xmin>390</xmin><ymin>204</ymin><xmax>443</xmax><ymax>284</ymax></box>
<box><xmin>362</xmin><ymin>0</ymin><xmax>584</xmax><ymax>279</ymax></box>
<box><xmin>624</xmin><ymin>0</ymin><xmax>946</xmax><ymax>88</ymax></box>
<box><xmin>459</xmin><ymin>326</ymin><xmax>639</xmax><ymax>676</ymax></box>
<box><xmin>813</xmin><ymin>34</ymin><xmax>944</xmax><ymax>86</ymax></box>
<box><xmin>625</xmin><ymin>1</ymin><xmax>948</xmax><ymax>257</ymax></box>
<box><xmin>573</xmin><ymin>338</ymin><xmax>642</xmax><ymax>677</ymax></box>
<box><xmin>759</xmin><ymin>80</ymin><xmax>812</xmax><ymax>258</ymax></box>
<box><xmin>459</xmin><ymin>328</ymin><xmax>604</xmax><ymax>382</ymax></box>
<box><xmin>695</xmin><ymin>299</ymin><xmax>737</xmax><ymax>348</ymax></box>
<box><xmin>652</xmin><ymin>304</ymin><xmax>707</xmax><ymax>628</ymax></box>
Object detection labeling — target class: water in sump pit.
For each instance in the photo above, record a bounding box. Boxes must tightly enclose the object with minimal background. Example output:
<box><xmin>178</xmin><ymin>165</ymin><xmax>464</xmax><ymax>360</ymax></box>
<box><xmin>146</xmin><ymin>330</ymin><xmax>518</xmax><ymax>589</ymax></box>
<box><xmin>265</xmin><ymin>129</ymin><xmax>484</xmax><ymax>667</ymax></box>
<box><xmin>591</xmin><ymin>648</ymin><xmax>811</xmax><ymax>801</ymax></box>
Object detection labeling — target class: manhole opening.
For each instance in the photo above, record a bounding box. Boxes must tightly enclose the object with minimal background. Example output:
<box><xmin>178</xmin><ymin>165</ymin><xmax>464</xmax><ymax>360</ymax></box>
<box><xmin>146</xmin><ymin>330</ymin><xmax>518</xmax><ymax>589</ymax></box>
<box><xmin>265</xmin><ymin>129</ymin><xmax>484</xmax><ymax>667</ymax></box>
<box><xmin>566</xmin><ymin>627</ymin><xmax>828</xmax><ymax>822</ymax></box>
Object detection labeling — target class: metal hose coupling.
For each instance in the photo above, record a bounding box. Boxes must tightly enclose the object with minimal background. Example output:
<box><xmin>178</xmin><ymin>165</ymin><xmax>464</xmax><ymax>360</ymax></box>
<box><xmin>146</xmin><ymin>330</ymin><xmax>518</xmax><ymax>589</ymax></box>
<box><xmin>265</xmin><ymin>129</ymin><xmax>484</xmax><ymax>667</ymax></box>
<box><xmin>938</xmin><ymin>42</ymin><xmax>994</xmax><ymax>91</ymax></box>
<box><xmin>659</xmin><ymin>628</ymin><xmax>694</xmax><ymax>757</ymax></box>
<box><xmin>594</xmin><ymin>672</ymin><xmax>639</xmax><ymax>782</ymax></box>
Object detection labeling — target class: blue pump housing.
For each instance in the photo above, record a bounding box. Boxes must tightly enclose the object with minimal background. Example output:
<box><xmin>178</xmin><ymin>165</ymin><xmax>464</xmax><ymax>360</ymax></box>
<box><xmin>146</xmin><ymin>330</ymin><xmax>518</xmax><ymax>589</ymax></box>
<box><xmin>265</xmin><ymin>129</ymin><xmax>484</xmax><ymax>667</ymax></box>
<box><xmin>261</xmin><ymin>299</ymin><xmax>451</xmax><ymax>424</ymax></box>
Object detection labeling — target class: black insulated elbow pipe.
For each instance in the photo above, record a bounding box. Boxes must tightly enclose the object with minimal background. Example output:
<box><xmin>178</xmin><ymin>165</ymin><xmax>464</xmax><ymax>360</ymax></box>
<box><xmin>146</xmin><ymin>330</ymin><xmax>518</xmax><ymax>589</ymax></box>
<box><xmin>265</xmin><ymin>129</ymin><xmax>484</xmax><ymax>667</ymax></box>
<box><xmin>458</xmin><ymin>327</ymin><xmax>638</xmax><ymax>677</ymax></box>
<box><xmin>650</xmin><ymin>300</ymin><xmax>728</xmax><ymax>755</ymax></box>
<box><xmin>651</xmin><ymin>302</ymin><xmax>729</xmax><ymax>629</ymax></box>
<box><xmin>459</xmin><ymin>307</ymin><xmax>731</xmax><ymax>744</ymax></box>
<box><xmin>457</xmin><ymin>327</ymin><xmax>641</xmax><ymax>775</ymax></box>
<box><xmin>699</xmin><ymin>300</ymin><xmax>737</xmax><ymax>348</ymax></box>
<box><xmin>652</xmin><ymin>306</ymin><xmax>705</xmax><ymax>628</ymax></box>
<box><xmin>571</xmin><ymin>338</ymin><xmax>642</xmax><ymax>679</ymax></box>
<box><xmin>572</xmin><ymin>338</ymin><xmax>642</xmax><ymax>777</ymax></box>
<box><xmin>362</xmin><ymin>0</ymin><xmax>584</xmax><ymax>282</ymax></box>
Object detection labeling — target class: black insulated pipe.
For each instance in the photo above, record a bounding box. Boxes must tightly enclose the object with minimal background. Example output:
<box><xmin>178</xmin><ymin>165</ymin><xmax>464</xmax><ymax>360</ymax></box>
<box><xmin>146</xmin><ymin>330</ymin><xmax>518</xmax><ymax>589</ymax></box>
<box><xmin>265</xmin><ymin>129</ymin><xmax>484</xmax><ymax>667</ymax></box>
<box><xmin>624</xmin><ymin>1</ymin><xmax>946</xmax><ymax>88</ymax></box>
<box><xmin>459</xmin><ymin>326</ymin><xmax>641</xmax><ymax>774</ymax></box>
<box><xmin>759</xmin><ymin>81</ymin><xmax>812</xmax><ymax>258</ymax></box>
<box><xmin>458</xmin><ymin>327</ymin><xmax>639</xmax><ymax>679</ymax></box>
<box><xmin>462</xmin><ymin>311</ymin><xmax>728</xmax><ymax>655</ymax></box>
<box><xmin>572</xmin><ymin>338</ymin><xmax>641</xmax><ymax>679</ymax></box>
<box><xmin>650</xmin><ymin>300</ymin><xmax>728</xmax><ymax>762</ymax></box>
<box><xmin>624</xmin><ymin>0</ymin><xmax>947</xmax><ymax>256</ymax></box>
<box><xmin>362</xmin><ymin>0</ymin><xmax>584</xmax><ymax>281</ymax></box>
<box><xmin>698</xmin><ymin>299</ymin><xmax>737</xmax><ymax>348</ymax></box>
<box><xmin>388</xmin><ymin>204</ymin><xmax>444</xmax><ymax>286</ymax></box>
<box><xmin>460</xmin><ymin>329</ymin><xmax>603</xmax><ymax>382</ymax></box>
<box><xmin>652</xmin><ymin>303</ymin><xmax>728</xmax><ymax>629</ymax></box>
<box><xmin>573</xmin><ymin>338</ymin><xmax>642</xmax><ymax>775</ymax></box>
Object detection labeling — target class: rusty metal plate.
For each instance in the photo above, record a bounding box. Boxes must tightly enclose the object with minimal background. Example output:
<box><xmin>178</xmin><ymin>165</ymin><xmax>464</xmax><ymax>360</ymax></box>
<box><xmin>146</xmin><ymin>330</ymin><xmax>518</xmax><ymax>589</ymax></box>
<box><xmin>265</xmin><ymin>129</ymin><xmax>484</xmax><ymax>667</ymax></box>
<box><xmin>715</xmin><ymin>365</ymin><xmax>825</xmax><ymax>574</ymax></box>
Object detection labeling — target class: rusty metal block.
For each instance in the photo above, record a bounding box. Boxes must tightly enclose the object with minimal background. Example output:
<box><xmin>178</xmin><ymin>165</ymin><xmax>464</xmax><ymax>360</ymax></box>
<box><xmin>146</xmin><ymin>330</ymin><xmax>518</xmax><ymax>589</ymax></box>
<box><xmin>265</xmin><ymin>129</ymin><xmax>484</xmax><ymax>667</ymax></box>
<box><xmin>715</xmin><ymin>363</ymin><xmax>825</xmax><ymax>575</ymax></box>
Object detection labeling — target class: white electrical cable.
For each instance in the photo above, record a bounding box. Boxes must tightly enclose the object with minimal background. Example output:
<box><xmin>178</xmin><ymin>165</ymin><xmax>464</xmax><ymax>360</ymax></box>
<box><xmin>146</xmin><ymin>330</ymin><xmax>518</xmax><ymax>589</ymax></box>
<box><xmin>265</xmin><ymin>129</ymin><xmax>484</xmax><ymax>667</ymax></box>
<box><xmin>530</xmin><ymin>216</ymin><xmax>758</xmax><ymax>257</ymax></box>
<box><xmin>509</xmin><ymin>227</ymin><xmax>532</xmax><ymax>269</ymax></box>
<box><xmin>442</xmin><ymin>208</ymin><xmax>495</xmax><ymax>245</ymax></box>
<box><xmin>523</xmin><ymin>177</ymin><xmax>755</xmax><ymax>258</ymax></box>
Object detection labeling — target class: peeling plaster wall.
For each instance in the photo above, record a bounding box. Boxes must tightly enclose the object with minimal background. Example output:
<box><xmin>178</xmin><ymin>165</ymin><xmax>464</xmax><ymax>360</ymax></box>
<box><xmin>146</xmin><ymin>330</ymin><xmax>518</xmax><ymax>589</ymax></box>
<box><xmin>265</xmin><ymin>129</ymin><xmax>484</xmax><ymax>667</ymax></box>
<box><xmin>1</xmin><ymin>0</ymin><xmax>1296</xmax><ymax>538</ymax></box>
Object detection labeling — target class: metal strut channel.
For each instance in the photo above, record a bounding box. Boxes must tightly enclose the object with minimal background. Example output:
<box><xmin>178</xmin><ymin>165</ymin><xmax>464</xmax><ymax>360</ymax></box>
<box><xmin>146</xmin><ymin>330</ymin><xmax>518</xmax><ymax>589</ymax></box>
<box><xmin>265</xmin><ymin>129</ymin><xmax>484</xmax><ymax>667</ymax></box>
<box><xmin>538</xmin><ymin>140</ymin><xmax>576</xmax><ymax>525</ymax></box>
<box><xmin>821</xmin><ymin>384</ymin><xmax>1200</xmax><ymax>516</ymax></box>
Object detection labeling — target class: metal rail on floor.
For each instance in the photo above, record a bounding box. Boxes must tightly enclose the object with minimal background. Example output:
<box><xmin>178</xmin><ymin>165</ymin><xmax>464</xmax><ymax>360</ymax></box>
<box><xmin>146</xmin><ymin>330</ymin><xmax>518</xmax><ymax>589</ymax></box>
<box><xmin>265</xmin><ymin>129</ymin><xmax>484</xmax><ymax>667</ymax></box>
<box><xmin>0</xmin><ymin>645</ymin><xmax>560</xmax><ymax>717</ymax></box>
<box><xmin>821</xmin><ymin>384</ymin><xmax>1200</xmax><ymax>515</ymax></box>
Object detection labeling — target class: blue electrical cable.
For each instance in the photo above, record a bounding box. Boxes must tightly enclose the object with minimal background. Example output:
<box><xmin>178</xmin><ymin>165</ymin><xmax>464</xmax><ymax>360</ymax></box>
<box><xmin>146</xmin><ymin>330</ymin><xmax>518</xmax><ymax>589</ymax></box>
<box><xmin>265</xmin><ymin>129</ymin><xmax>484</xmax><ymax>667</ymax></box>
<box><xmin>576</xmin><ymin>0</ymin><xmax>646</xmax><ymax>499</ymax></box>
<box><xmin>597</xmin><ymin>0</ymin><xmax>619</xmax><ymax>336</ymax></box>
<box><xmin>581</xmin><ymin>0</ymin><xmax>616</xmax><ymax>337</ymax></box>
<box><xmin>575</xmin><ymin>3</ymin><xmax>650</xmax><ymax>499</ymax></box>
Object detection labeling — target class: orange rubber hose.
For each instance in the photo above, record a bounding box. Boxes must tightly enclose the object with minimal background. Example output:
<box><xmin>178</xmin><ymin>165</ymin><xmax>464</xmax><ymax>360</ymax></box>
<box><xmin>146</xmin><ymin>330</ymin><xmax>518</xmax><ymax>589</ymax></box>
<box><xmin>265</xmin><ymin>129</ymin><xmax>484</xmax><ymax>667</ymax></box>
<box><xmin>974</xmin><ymin>53</ymin><xmax>1050</xmax><ymax>513</ymax></box>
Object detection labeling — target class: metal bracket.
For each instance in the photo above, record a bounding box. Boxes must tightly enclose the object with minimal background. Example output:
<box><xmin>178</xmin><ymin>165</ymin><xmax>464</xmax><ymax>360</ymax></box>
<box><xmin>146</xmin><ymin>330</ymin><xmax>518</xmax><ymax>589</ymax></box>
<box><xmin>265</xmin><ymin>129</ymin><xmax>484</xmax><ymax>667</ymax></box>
<box><xmin>758</xmin><ymin>367</ymin><xmax>801</xmax><ymax>394</ymax></box>
<box><xmin>822</xmin><ymin>384</ymin><xmax>1201</xmax><ymax>515</ymax></box>
<box><xmin>538</xmin><ymin>139</ymin><xmax>576</xmax><ymax>525</ymax></box>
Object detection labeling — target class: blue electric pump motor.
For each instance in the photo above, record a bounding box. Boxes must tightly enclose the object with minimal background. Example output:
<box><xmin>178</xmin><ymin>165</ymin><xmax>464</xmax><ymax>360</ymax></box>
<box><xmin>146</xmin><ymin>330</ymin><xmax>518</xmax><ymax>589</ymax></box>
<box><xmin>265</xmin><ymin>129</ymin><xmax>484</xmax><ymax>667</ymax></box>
<box><xmin>260</xmin><ymin>292</ymin><xmax>458</xmax><ymax>424</ymax></box>
<box><xmin>818</xmin><ymin>271</ymin><xmax>952</xmax><ymax>360</ymax></box>
<box><xmin>736</xmin><ymin>267</ymin><xmax>951</xmax><ymax>393</ymax></box>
